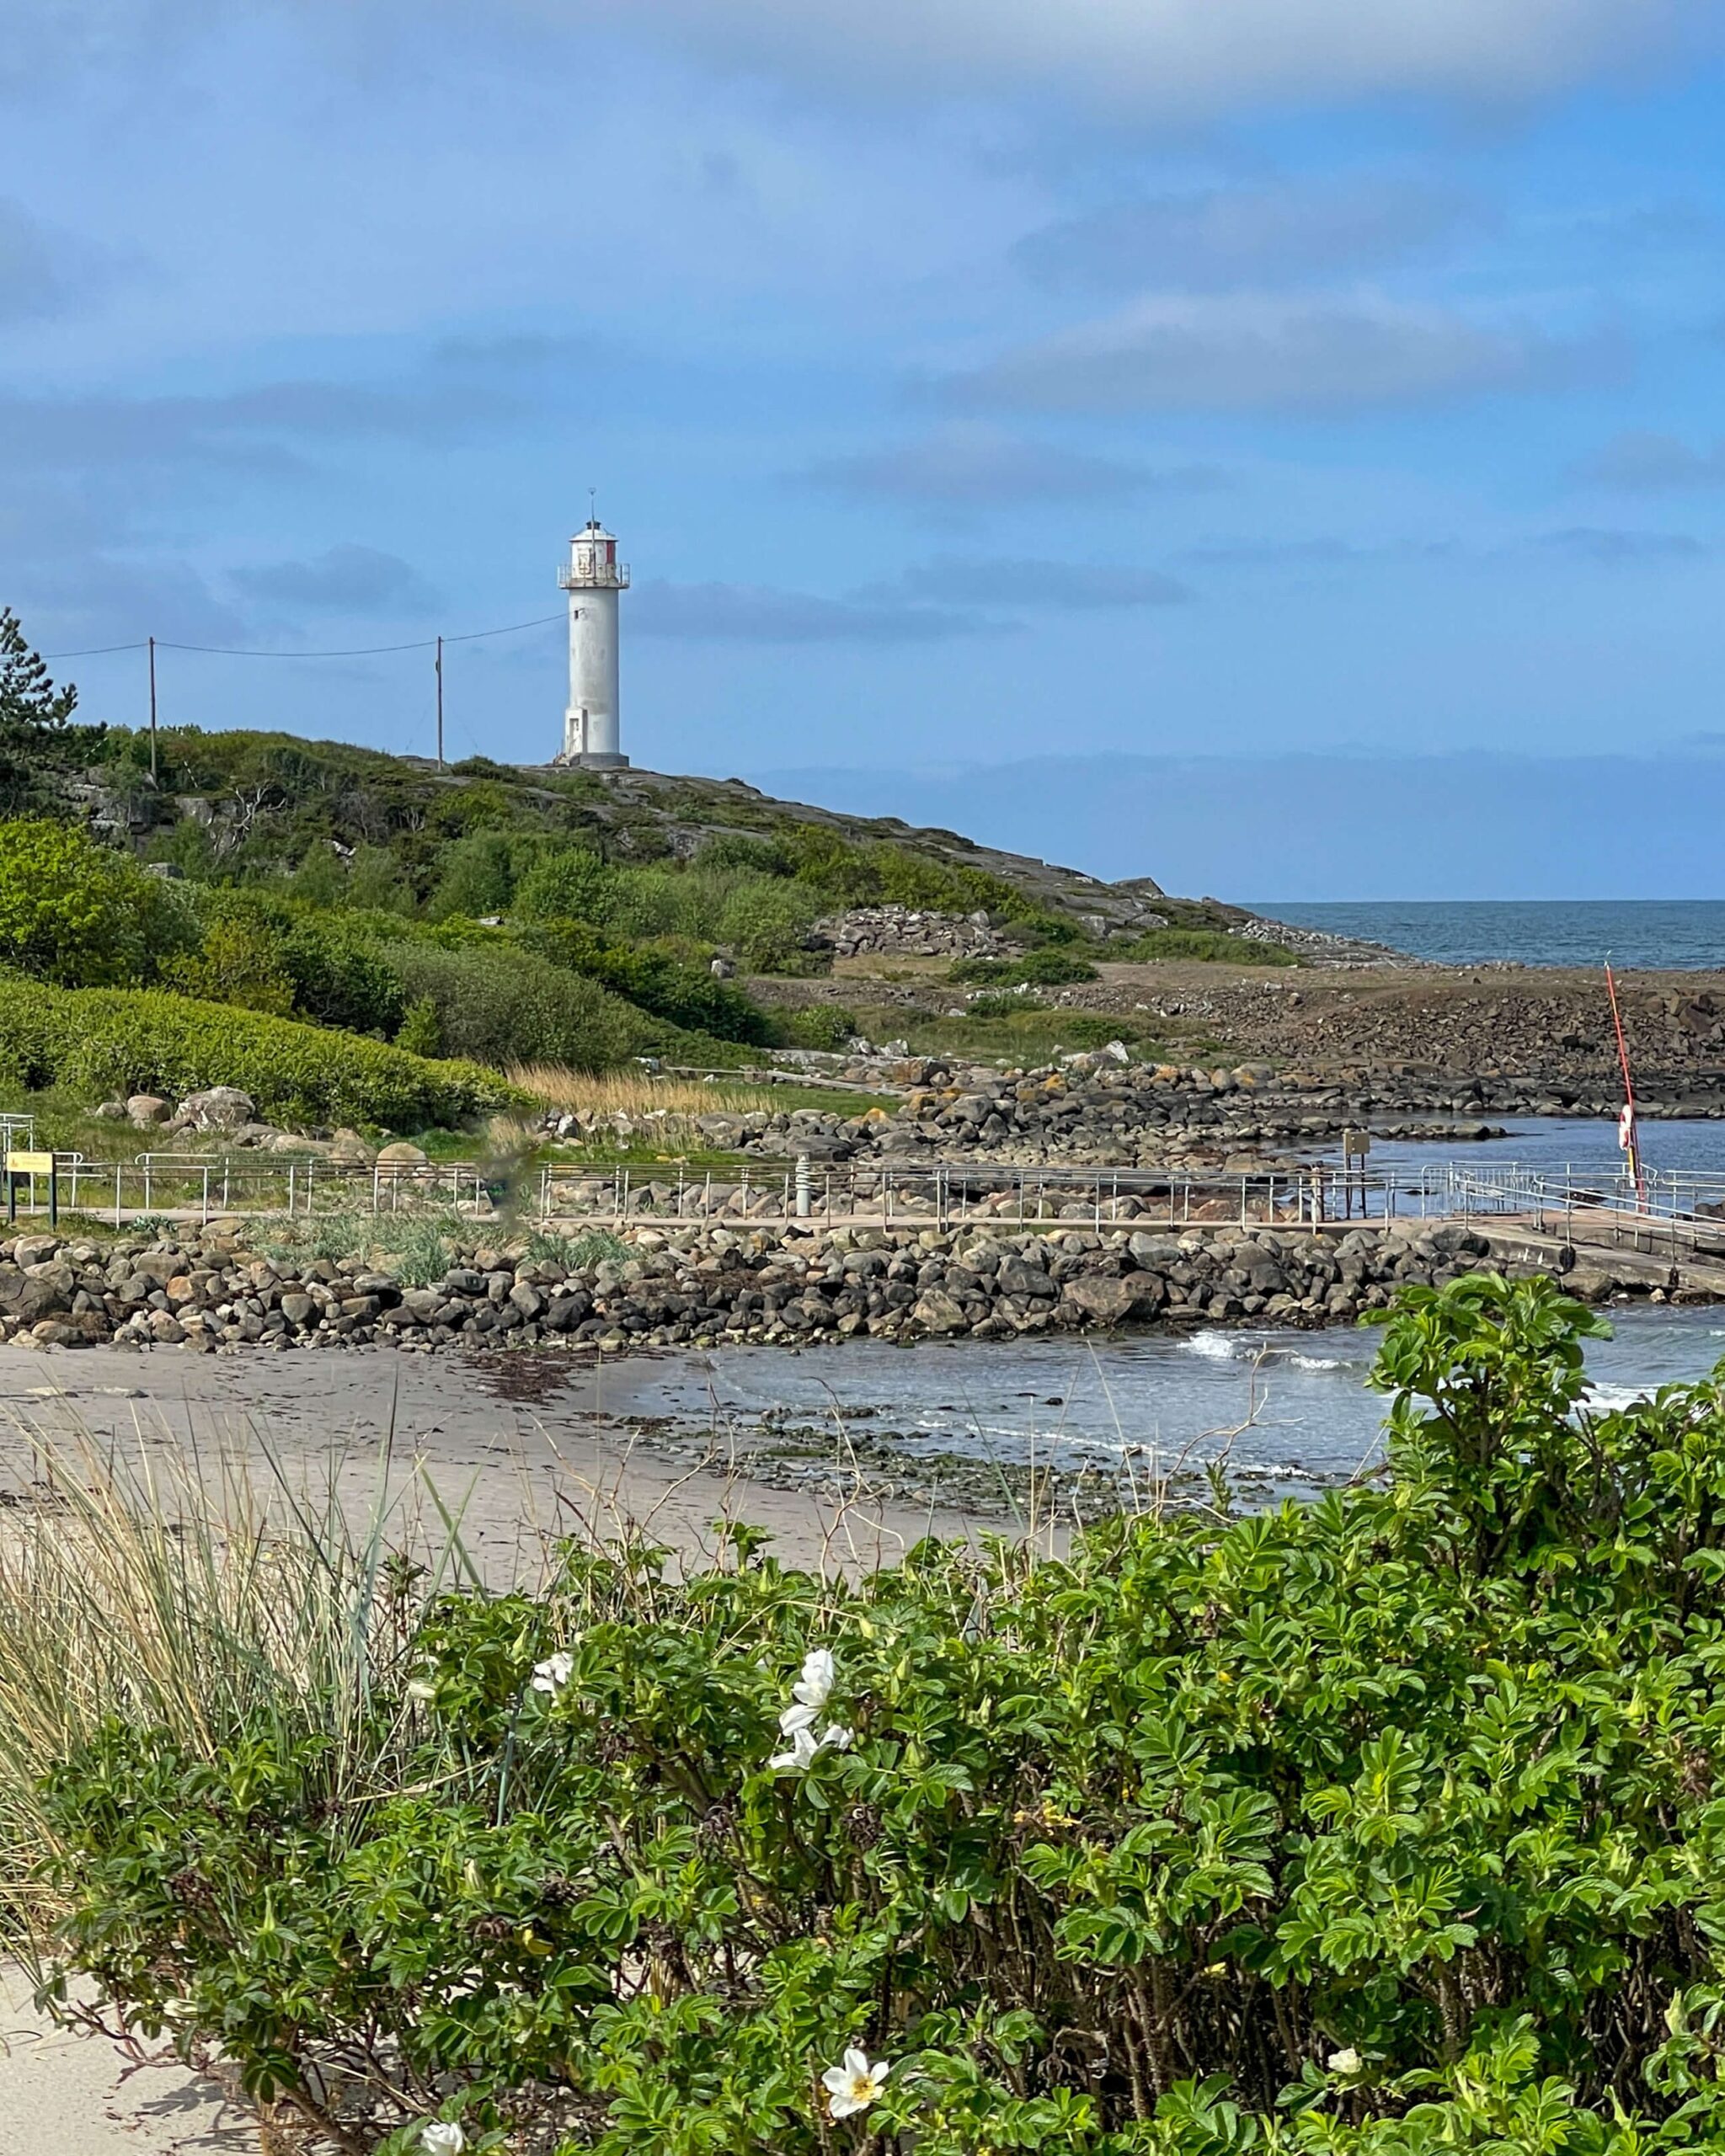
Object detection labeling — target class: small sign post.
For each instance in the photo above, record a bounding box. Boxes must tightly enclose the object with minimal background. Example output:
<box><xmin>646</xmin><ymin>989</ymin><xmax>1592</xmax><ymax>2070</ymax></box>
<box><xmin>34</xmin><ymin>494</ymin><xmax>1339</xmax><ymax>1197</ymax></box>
<box><xmin>5</xmin><ymin>1151</ymin><xmax>59</xmax><ymax>1228</ymax></box>
<box><xmin>1341</xmin><ymin>1128</ymin><xmax>1371</xmax><ymax>1219</ymax></box>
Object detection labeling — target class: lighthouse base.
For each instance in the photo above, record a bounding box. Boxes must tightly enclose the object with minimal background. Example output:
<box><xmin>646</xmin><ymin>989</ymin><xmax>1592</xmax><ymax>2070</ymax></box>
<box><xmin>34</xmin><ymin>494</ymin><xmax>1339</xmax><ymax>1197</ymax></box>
<box><xmin>553</xmin><ymin>750</ymin><xmax>630</xmax><ymax>771</ymax></box>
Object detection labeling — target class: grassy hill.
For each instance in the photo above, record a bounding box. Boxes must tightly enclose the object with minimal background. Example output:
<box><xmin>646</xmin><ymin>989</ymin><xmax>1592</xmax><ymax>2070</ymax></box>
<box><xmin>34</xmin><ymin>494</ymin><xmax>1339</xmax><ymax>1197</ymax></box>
<box><xmin>0</xmin><ymin>681</ymin><xmax>1290</xmax><ymax>1139</ymax></box>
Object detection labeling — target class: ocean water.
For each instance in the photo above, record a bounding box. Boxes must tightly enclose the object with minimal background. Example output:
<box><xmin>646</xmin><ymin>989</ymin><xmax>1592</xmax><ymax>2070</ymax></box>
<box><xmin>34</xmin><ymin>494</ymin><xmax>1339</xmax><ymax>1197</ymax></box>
<box><xmin>1255</xmin><ymin>899</ymin><xmax>1725</xmax><ymax>970</ymax></box>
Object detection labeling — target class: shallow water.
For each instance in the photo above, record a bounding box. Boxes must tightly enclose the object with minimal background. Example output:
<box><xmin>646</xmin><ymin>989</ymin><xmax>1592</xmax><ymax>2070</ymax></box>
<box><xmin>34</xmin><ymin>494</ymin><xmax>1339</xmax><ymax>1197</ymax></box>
<box><xmin>1357</xmin><ymin>1114</ymin><xmax>1725</xmax><ymax>1182</ymax></box>
<box><xmin>627</xmin><ymin>1304</ymin><xmax>1725</xmax><ymax>1489</ymax></box>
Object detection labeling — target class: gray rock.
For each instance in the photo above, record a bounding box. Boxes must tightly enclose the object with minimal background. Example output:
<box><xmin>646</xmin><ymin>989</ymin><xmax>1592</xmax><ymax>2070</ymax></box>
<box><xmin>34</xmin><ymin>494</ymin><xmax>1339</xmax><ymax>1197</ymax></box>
<box><xmin>178</xmin><ymin>1086</ymin><xmax>257</xmax><ymax>1132</ymax></box>
<box><xmin>912</xmin><ymin>1289</ymin><xmax>970</xmax><ymax>1335</ymax></box>
<box><xmin>1062</xmin><ymin>1274</ymin><xmax>1163</xmax><ymax>1327</ymax></box>
<box><xmin>126</xmin><ymin>1095</ymin><xmax>171</xmax><ymax>1129</ymax></box>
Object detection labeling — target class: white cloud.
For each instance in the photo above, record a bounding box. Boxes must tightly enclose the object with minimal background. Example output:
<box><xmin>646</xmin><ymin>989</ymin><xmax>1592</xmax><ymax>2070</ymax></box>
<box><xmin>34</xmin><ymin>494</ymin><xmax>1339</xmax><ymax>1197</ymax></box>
<box><xmin>644</xmin><ymin>0</ymin><xmax>1704</xmax><ymax>115</ymax></box>
<box><xmin>632</xmin><ymin>579</ymin><xmax>1003</xmax><ymax>642</ymax></box>
<box><xmin>1576</xmin><ymin>430</ymin><xmax>1725</xmax><ymax>489</ymax></box>
<box><xmin>873</xmin><ymin>557</ymin><xmax>1194</xmax><ymax>608</ymax></box>
<box><xmin>232</xmin><ymin>544</ymin><xmax>440</xmax><ymax>615</ymax></box>
<box><xmin>1012</xmin><ymin>179</ymin><xmax>1481</xmax><ymax>295</ymax></box>
<box><xmin>943</xmin><ymin>293</ymin><xmax>1607</xmax><ymax>414</ymax></box>
<box><xmin>800</xmin><ymin>424</ymin><xmax>1221</xmax><ymax>510</ymax></box>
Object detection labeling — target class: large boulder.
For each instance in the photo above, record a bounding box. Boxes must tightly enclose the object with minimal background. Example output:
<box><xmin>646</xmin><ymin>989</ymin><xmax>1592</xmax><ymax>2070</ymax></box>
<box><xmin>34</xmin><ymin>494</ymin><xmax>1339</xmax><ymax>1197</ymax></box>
<box><xmin>0</xmin><ymin>1262</ymin><xmax>72</xmax><ymax>1324</ymax></box>
<box><xmin>177</xmin><ymin>1087</ymin><xmax>257</xmax><ymax>1132</ymax></box>
<box><xmin>1061</xmin><ymin>1273</ymin><xmax>1163</xmax><ymax>1328</ymax></box>
<box><xmin>911</xmin><ymin>1288</ymin><xmax>970</xmax><ymax>1336</ymax></box>
<box><xmin>126</xmin><ymin>1095</ymin><xmax>171</xmax><ymax>1129</ymax></box>
<box><xmin>376</xmin><ymin>1142</ymin><xmax>430</xmax><ymax>1167</ymax></box>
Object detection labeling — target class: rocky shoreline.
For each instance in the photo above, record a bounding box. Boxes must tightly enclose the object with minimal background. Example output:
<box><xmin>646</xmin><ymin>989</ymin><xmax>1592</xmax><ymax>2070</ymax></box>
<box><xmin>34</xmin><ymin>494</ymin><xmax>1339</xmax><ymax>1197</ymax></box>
<box><xmin>555</xmin><ymin>1050</ymin><xmax>1725</xmax><ymax>1173</ymax></box>
<box><xmin>0</xmin><ymin>1211</ymin><xmax>1671</xmax><ymax>1361</ymax></box>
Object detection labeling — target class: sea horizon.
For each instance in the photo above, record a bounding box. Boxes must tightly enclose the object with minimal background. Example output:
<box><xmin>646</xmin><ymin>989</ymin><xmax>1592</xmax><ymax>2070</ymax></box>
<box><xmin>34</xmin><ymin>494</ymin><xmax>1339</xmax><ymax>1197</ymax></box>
<box><xmin>1253</xmin><ymin>899</ymin><xmax>1725</xmax><ymax>971</ymax></box>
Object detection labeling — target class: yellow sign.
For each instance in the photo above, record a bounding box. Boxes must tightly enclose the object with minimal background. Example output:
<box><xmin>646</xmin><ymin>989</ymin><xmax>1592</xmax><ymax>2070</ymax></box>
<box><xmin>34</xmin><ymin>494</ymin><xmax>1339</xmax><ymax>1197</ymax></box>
<box><xmin>3</xmin><ymin>1153</ymin><xmax>53</xmax><ymax>1176</ymax></box>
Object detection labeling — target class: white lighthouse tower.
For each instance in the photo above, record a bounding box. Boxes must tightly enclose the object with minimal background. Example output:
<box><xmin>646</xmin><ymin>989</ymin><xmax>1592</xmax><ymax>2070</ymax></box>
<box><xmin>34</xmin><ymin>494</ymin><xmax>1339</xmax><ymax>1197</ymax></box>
<box><xmin>557</xmin><ymin>515</ymin><xmax>630</xmax><ymax>767</ymax></box>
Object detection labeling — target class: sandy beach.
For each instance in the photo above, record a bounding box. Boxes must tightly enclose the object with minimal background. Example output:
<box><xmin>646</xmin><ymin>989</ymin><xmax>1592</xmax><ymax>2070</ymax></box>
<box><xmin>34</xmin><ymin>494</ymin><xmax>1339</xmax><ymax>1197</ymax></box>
<box><xmin>0</xmin><ymin>1339</ymin><xmax>978</xmax><ymax>1577</ymax></box>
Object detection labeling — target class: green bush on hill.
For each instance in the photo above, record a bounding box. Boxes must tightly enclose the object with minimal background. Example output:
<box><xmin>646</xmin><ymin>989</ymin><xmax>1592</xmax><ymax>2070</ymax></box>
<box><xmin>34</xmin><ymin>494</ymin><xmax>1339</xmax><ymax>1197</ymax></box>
<box><xmin>0</xmin><ymin>977</ymin><xmax>506</xmax><ymax>1128</ymax></box>
<box><xmin>380</xmin><ymin>941</ymin><xmax>666</xmax><ymax>1073</ymax></box>
<box><xmin>162</xmin><ymin>913</ymin><xmax>296</xmax><ymax>1015</ymax></box>
<box><xmin>695</xmin><ymin>819</ymin><xmax>1070</xmax><ymax>935</ymax></box>
<box><xmin>1119</xmin><ymin>926</ymin><xmax>1299</xmax><ymax>965</ymax></box>
<box><xmin>0</xmin><ymin>817</ymin><xmax>192</xmax><ymax>986</ymax></box>
<box><xmin>171</xmin><ymin>892</ymin><xmax>409</xmax><ymax>1037</ymax></box>
<box><xmin>952</xmin><ymin>947</ymin><xmax>1099</xmax><ymax>986</ymax></box>
<box><xmin>521</xmin><ymin>918</ymin><xmax>773</xmax><ymax>1044</ymax></box>
<box><xmin>40</xmin><ymin>1278</ymin><xmax>1725</xmax><ymax>2150</ymax></box>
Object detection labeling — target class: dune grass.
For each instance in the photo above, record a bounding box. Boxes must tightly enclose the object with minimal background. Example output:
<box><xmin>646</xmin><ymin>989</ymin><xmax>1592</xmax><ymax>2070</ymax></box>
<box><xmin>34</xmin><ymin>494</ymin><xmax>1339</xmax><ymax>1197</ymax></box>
<box><xmin>0</xmin><ymin>1435</ymin><xmax>461</xmax><ymax>1946</ymax></box>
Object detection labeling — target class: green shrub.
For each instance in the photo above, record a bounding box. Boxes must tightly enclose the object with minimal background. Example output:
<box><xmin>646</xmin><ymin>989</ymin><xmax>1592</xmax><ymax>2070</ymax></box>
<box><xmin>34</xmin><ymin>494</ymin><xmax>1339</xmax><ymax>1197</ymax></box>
<box><xmin>0</xmin><ymin>817</ymin><xmax>192</xmax><ymax>986</ymax></box>
<box><xmin>966</xmin><ymin>988</ymin><xmax>1043</xmax><ymax>1016</ymax></box>
<box><xmin>382</xmin><ymin>941</ymin><xmax>664</xmax><ymax>1073</ymax></box>
<box><xmin>522</xmin><ymin>917</ymin><xmax>775</xmax><ymax>1045</ymax></box>
<box><xmin>1119</xmin><ymin>926</ymin><xmax>1299</xmax><ymax>965</ymax></box>
<box><xmin>425</xmin><ymin>829</ymin><xmax>521</xmax><ymax>920</ymax></box>
<box><xmin>512</xmin><ymin>846</ymin><xmax>614</xmax><ymax>924</ymax></box>
<box><xmin>180</xmin><ymin>893</ymin><xmax>408</xmax><ymax>1036</ymax></box>
<box><xmin>0</xmin><ymin>977</ymin><xmax>506</xmax><ymax>1127</ymax></box>
<box><xmin>766</xmin><ymin>1003</ymin><xmax>858</xmax><ymax>1052</ymax></box>
<box><xmin>952</xmin><ymin>948</ymin><xmax>1099</xmax><ymax>986</ymax></box>
<box><xmin>393</xmin><ymin>995</ymin><xmax>441</xmax><ymax>1058</ymax></box>
<box><xmin>717</xmin><ymin>880</ymin><xmax>822</xmax><ymax>971</ymax></box>
<box><xmin>279</xmin><ymin>914</ymin><xmax>408</xmax><ymax>1036</ymax></box>
<box><xmin>39</xmin><ymin>1278</ymin><xmax>1725</xmax><ymax>2150</ymax></box>
<box><xmin>162</xmin><ymin>913</ymin><xmax>296</xmax><ymax>1015</ymax></box>
<box><xmin>695</xmin><ymin>830</ymin><xmax>794</xmax><ymax>877</ymax></box>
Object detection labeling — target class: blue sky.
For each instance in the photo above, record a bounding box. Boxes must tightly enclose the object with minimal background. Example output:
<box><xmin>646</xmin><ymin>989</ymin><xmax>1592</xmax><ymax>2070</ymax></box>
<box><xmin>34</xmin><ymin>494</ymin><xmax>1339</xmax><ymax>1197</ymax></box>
<box><xmin>6</xmin><ymin>3</ymin><xmax>1725</xmax><ymax>893</ymax></box>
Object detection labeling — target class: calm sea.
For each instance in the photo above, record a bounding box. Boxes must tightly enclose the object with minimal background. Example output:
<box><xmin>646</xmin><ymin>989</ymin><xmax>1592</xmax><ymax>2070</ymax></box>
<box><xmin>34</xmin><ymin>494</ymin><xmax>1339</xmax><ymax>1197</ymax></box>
<box><xmin>1255</xmin><ymin>900</ymin><xmax>1725</xmax><ymax>971</ymax></box>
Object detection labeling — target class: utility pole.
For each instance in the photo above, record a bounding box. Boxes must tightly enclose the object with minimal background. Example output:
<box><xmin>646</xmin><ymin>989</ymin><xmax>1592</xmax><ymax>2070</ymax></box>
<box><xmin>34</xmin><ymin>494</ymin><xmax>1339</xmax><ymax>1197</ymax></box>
<box><xmin>435</xmin><ymin>634</ymin><xmax>444</xmax><ymax>769</ymax></box>
<box><xmin>147</xmin><ymin>635</ymin><xmax>158</xmax><ymax>783</ymax></box>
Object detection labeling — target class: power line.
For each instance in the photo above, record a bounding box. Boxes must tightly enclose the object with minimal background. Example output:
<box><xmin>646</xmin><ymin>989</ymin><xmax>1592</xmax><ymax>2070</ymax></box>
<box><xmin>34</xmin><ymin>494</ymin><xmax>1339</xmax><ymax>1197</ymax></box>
<box><xmin>444</xmin><ymin>612</ymin><xmax>563</xmax><ymax>645</ymax></box>
<box><xmin>42</xmin><ymin>611</ymin><xmax>563</xmax><ymax>663</ymax></box>
<box><xmin>158</xmin><ymin>633</ymin><xmax>438</xmax><ymax>659</ymax></box>
<box><xmin>38</xmin><ymin>638</ymin><xmax>151</xmax><ymax>659</ymax></box>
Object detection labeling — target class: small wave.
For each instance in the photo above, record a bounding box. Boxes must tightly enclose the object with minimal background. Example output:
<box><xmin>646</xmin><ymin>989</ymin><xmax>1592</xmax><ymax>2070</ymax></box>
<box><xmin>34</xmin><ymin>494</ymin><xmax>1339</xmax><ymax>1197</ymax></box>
<box><xmin>1585</xmin><ymin>1382</ymin><xmax>1652</xmax><ymax>1412</ymax></box>
<box><xmin>1289</xmin><ymin>1353</ymin><xmax>1343</xmax><ymax>1372</ymax></box>
<box><xmin>1184</xmin><ymin>1331</ymin><xmax>1249</xmax><ymax>1361</ymax></box>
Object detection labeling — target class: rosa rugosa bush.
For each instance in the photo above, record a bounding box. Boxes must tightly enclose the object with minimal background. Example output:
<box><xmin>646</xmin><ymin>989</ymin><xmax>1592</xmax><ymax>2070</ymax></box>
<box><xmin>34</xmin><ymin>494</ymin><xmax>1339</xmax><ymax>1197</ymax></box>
<box><xmin>32</xmin><ymin>1275</ymin><xmax>1725</xmax><ymax>2152</ymax></box>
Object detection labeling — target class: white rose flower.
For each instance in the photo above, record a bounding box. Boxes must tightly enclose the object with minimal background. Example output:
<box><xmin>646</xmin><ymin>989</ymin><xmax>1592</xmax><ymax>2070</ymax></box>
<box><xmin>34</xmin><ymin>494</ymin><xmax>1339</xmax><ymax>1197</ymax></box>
<box><xmin>1327</xmin><ymin>2047</ymin><xmax>1362</xmax><ymax>2074</ymax></box>
<box><xmin>769</xmin><ymin>1721</ymin><xmax>852</xmax><ymax>1774</ymax></box>
<box><xmin>770</xmin><ymin>1726</ymin><xmax>820</xmax><ymax>1774</ymax></box>
<box><xmin>530</xmin><ymin>1652</ymin><xmax>573</xmax><ymax>1694</ymax></box>
<box><xmin>822</xmin><ymin>2047</ymin><xmax>889</xmax><ymax>2120</ymax></box>
<box><xmin>793</xmin><ymin>1648</ymin><xmax>835</xmax><ymax>1711</ymax></box>
<box><xmin>421</xmin><ymin>2123</ymin><xmax>467</xmax><ymax>2155</ymax></box>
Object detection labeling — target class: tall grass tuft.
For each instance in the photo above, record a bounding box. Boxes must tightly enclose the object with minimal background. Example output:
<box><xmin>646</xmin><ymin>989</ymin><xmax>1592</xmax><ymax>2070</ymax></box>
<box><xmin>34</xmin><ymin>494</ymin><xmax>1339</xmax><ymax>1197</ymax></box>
<box><xmin>267</xmin><ymin>1206</ymin><xmax>473</xmax><ymax>1286</ymax></box>
<box><xmin>510</xmin><ymin>1063</ymin><xmax>772</xmax><ymax>1118</ymax></box>
<box><xmin>0</xmin><ymin>1433</ymin><xmax>459</xmax><ymax>1943</ymax></box>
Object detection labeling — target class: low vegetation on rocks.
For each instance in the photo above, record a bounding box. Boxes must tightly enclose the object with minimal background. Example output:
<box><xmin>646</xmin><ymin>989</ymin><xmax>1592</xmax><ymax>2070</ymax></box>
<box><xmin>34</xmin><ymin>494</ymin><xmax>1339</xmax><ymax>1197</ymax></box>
<box><xmin>20</xmin><ymin>1278</ymin><xmax>1725</xmax><ymax>2150</ymax></box>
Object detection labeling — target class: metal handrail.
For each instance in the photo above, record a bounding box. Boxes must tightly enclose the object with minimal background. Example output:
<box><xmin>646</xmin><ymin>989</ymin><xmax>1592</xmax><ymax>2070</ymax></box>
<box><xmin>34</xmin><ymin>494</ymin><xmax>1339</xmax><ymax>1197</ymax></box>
<box><xmin>557</xmin><ymin>562</ymin><xmax>630</xmax><ymax>590</ymax></box>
